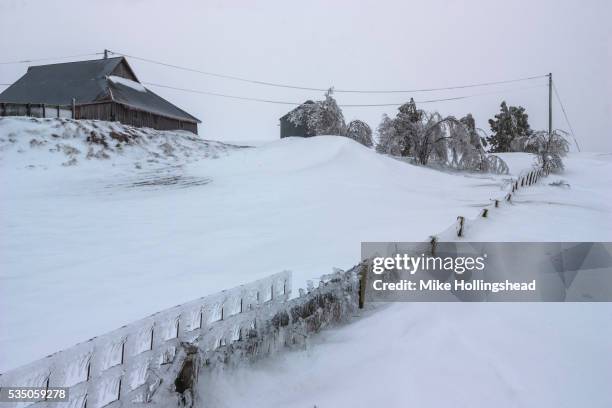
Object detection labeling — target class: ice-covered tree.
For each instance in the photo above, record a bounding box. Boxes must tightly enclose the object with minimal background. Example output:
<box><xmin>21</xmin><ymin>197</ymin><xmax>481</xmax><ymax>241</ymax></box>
<box><xmin>513</xmin><ymin>129</ymin><xmax>570</xmax><ymax>172</ymax></box>
<box><xmin>409</xmin><ymin>112</ymin><xmax>448</xmax><ymax>165</ymax></box>
<box><xmin>376</xmin><ymin>103</ymin><xmax>508</xmax><ymax>174</ymax></box>
<box><xmin>375</xmin><ymin>98</ymin><xmax>423</xmax><ymax>157</ymax></box>
<box><xmin>345</xmin><ymin>120</ymin><xmax>373</xmax><ymax>147</ymax></box>
<box><xmin>487</xmin><ymin>101</ymin><xmax>532</xmax><ymax>152</ymax></box>
<box><xmin>375</xmin><ymin>114</ymin><xmax>401</xmax><ymax>155</ymax></box>
<box><xmin>447</xmin><ymin>114</ymin><xmax>509</xmax><ymax>173</ymax></box>
<box><xmin>288</xmin><ymin>90</ymin><xmax>346</xmax><ymax>136</ymax></box>
<box><xmin>309</xmin><ymin>89</ymin><xmax>346</xmax><ymax>136</ymax></box>
<box><xmin>394</xmin><ymin>98</ymin><xmax>423</xmax><ymax>157</ymax></box>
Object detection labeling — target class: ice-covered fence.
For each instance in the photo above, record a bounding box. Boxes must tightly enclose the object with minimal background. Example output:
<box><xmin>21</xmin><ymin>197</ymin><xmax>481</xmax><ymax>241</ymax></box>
<box><xmin>0</xmin><ymin>271</ymin><xmax>290</xmax><ymax>408</ymax></box>
<box><xmin>198</xmin><ymin>266</ymin><xmax>361</xmax><ymax>368</ymax></box>
<box><xmin>179</xmin><ymin>266</ymin><xmax>361</xmax><ymax>406</ymax></box>
<box><xmin>0</xmin><ymin>103</ymin><xmax>73</xmax><ymax>119</ymax></box>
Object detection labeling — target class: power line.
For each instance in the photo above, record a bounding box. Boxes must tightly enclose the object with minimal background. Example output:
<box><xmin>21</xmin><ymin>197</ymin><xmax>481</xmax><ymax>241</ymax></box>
<box><xmin>0</xmin><ymin>52</ymin><xmax>104</xmax><ymax>65</ymax></box>
<box><xmin>113</xmin><ymin>51</ymin><xmax>330</xmax><ymax>92</ymax></box>
<box><xmin>336</xmin><ymin>75</ymin><xmax>547</xmax><ymax>94</ymax></box>
<box><xmin>552</xmin><ymin>80</ymin><xmax>580</xmax><ymax>152</ymax></box>
<box><xmin>144</xmin><ymin>81</ymin><xmax>546</xmax><ymax>107</ymax></box>
<box><xmin>143</xmin><ymin>82</ymin><xmax>300</xmax><ymax>105</ymax></box>
<box><xmin>109</xmin><ymin>50</ymin><xmax>546</xmax><ymax>95</ymax></box>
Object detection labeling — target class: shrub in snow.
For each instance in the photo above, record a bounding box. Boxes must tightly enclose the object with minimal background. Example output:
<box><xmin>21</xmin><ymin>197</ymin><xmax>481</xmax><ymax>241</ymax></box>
<box><xmin>515</xmin><ymin>129</ymin><xmax>570</xmax><ymax>173</ymax></box>
<box><xmin>486</xmin><ymin>101</ymin><xmax>533</xmax><ymax>152</ymax></box>
<box><xmin>345</xmin><ymin>120</ymin><xmax>373</xmax><ymax>147</ymax></box>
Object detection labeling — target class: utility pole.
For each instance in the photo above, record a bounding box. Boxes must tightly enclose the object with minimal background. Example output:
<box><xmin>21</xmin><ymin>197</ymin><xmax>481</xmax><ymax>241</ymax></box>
<box><xmin>548</xmin><ymin>72</ymin><xmax>552</xmax><ymax>137</ymax></box>
<box><xmin>104</xmin><ymin>49</ymin><xmax>108</xmax><ymax>59</ymax></box>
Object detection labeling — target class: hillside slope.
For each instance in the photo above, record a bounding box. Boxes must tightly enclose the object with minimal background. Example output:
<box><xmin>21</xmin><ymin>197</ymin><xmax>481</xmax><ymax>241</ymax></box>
<box><xmin>1</xmin><ymin>117</ymin><xmax>604</xmax><ymax>374</ymax></box>
<box><xmin>199</xmin><ymin>153</ymin><xmax>612</xmax><ymax>408</ymax></box>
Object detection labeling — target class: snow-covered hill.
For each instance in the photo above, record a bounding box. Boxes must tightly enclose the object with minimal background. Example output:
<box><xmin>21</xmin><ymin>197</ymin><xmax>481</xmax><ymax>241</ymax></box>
<box><xmin>1</xmin><ymin>117</ymin><xmax>610</xmax><ymax>385</ymax></box>
<box><xmin>0</xmin><ymin>117</ymin><xmax>242</xmax><ymax>169</ymax></box>
<box><xmin>196</xmin><ymin>152</ymin><xmax>612</xmax><ymax>408</ymax></box>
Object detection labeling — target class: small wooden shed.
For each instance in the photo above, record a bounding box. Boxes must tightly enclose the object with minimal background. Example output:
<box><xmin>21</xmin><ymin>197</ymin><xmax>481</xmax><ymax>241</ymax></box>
<box><xmin>0</xmin><ymin>57</ymin><xmax>201</xmax><ymax>134</ymax></box>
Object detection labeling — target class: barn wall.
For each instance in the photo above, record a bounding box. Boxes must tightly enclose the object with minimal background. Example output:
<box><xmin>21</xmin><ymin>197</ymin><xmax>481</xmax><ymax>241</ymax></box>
<box><xmin>75</xmin><ymin>102</ymin><xmax>198</xmax><ymax>134</ymax></box>
<box><xmin>76</xmin><ymin>102</ymin><xmax>113</xmax><ymax>121</ymax></box>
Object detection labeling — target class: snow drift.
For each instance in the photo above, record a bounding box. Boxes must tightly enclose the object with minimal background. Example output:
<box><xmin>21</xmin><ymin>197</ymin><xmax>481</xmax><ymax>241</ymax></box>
<box><xmin>0</xmin><ymin>117</ymin><xmax>523</xmax><ymax>372</ymax></box>
<box><xmin>2</xmin><ymin>117</ymin><xmax>610</xmax><ymax>385</ymax></box>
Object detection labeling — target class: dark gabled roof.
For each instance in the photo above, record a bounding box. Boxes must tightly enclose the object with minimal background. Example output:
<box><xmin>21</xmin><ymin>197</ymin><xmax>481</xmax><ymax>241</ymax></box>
<box><xmin>108</xmin><ymin>80</ymin><xmax>200</xmax><ymax>123</ymax></box>
<box><xmin>280</xmin><ymin>100</ymin><xmax>315</xmax><ymax>120</ymax></box>
<box><xmin>0</xmin><ymin>57</ymin><xmax>200</xmax><ymax>124</ymax></box>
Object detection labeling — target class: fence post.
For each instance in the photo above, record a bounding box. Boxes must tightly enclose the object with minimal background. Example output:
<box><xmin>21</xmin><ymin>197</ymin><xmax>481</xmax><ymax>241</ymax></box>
<box><xmin>505</xmin><ymin>193</ymin><xmax>512</xmax><ymax>202</ymax></box>
<box><xmin>494</xmin><ymin>199</ymin><xmax>499</xmax><ymax>208</ymax></box>
<box><xmin>430</xmin><ymin>236</ymin><xmax>438</xmax><ymax>256</ymax></box>
<box><xmin>358</xmin><ymin>261</ymin><xmax>368</xmax><ymax>309</ymax></box>
<box><xmin>456</xmin><ymin>216</ymin><xmax>465</xmax><ymax>237</ymax></box>
<box><xmin>481</xmin><ymin>208</ymin><xmax>488</xmax><ymax>218</ymax></box>
<box><xmin>71</xmin><ymin>98</ymin><xmax>76</xmax><ymax>119</ymax></box>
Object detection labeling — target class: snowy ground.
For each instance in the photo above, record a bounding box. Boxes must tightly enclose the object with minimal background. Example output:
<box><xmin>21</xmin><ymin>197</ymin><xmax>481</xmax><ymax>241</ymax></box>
<box><xmin>199</xmin><ymin>152</ymin><xmax>612</xmax><ymax>407</ymax></box>
<box><xmin>460</xmin><ymin>152</ymin><xmax>612</xmax><ymax>241</ymax></box>
<box><xmin>1</xmin><ymin>118</ymin><xmax>611</xmax><ymax>406</ymax></box>
<box><xmin>200</xmin><ymin>303</ymin><xmax>612</xmax><ymax>408</ymax></box>
<box><xmin>0</xmin><ymin>117</ymin><xmax>522</xmax><ymax>372</ymax></box>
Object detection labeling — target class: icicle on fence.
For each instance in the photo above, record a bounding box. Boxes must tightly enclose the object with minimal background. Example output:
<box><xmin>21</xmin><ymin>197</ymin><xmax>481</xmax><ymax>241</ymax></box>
<box><xmin>0</xmin><ymin>272</ymin><xmax>291</xmax><ymax>408</ymax></box>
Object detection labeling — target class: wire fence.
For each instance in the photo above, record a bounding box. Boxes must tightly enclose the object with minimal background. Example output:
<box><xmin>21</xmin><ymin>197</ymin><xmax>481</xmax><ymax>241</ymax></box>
<box><xmin>451</xmin><ymin>165</ymin><xmax>549</xmax><ymax>241</ymax></box>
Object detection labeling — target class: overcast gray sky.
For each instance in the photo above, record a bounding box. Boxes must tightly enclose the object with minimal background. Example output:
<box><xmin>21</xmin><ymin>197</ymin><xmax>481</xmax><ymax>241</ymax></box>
<box><xmin>1</xmin><ymin>0</ymin><xmax>610</xmax><ymax>151</ymax></box>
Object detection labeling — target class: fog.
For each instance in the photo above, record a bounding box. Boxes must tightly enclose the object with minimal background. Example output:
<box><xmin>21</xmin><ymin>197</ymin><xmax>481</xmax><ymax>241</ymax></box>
<box><xmin>1</xmin><ymin>0</ymin><xmax>610</xmax><ymax>150</ymax></box>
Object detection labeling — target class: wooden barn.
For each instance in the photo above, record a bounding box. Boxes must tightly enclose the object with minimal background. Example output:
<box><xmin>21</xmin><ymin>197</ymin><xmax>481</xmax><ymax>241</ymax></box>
<box><xmin>0</xmin><ymin>56</ymin><xmax>201</xmax><ymax>134</ymax></box>
<box><xmin>279</xmin><ymin>100</ymin><xmax>315</xmax><ymax>138</ymax></box>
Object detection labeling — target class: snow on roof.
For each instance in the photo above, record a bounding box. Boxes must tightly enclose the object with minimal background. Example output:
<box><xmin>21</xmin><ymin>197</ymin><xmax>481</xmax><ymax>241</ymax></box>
<box><xmin>107</xmin><ymin>75</ymin><xmax>146</xmax><ymax>93</ymax></box>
